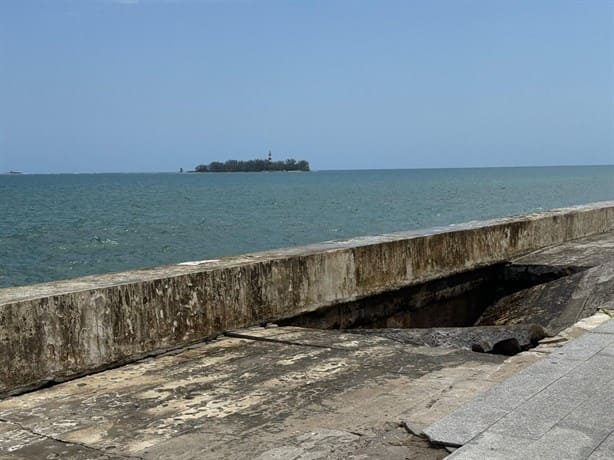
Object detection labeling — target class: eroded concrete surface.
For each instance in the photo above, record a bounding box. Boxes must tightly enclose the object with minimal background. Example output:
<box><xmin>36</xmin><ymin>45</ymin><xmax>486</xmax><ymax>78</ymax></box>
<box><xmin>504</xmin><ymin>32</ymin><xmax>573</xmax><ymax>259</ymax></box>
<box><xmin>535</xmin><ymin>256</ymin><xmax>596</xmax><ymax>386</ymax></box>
<box><xmin>0</xmin><ymin>328</ymin><xmax>518</xmax><ymax>459</ymax></box>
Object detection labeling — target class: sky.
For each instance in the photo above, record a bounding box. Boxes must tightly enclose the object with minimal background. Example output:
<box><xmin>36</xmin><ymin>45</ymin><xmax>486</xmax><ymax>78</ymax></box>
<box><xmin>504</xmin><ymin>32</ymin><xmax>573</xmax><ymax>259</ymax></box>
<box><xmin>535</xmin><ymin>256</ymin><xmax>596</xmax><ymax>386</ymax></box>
<box><xmin>0</xmin><ymin>0</ymin><xmax>613</xmax><ymax>173</ymax></box>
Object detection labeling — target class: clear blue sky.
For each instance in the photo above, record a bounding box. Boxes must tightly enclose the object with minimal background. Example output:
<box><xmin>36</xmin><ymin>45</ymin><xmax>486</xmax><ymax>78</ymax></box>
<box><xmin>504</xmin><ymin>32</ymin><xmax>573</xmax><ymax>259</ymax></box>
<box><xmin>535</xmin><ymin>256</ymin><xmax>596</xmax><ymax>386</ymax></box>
<box><xmin>1</xmin><ymin>0</ymin><xmax>613</xmax><ymax>173</ymax></box>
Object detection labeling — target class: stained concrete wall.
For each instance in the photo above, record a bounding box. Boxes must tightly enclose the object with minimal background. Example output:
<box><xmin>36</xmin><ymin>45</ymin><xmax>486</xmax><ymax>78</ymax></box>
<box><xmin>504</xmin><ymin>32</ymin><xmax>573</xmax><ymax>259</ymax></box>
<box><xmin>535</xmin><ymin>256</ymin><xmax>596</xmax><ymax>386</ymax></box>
<box><xmin>1</xmin><ymin>201</ymin><xmax>613</xmax><ymax>396</ymax></box>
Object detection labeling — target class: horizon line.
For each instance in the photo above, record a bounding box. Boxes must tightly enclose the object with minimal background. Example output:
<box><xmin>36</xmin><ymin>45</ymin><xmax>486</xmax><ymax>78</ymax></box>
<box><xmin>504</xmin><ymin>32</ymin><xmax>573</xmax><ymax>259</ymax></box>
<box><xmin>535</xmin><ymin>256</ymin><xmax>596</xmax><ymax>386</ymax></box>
<box><xmin>3</xmin><ymin>163</ymin><xmax>614</xmax><ymax>175</ymax></box>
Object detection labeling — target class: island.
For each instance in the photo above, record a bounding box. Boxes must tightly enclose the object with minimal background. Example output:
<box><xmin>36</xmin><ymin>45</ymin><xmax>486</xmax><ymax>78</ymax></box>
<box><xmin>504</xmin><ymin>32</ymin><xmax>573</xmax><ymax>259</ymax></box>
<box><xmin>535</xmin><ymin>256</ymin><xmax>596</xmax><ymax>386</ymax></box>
<box><xmin>194</xmin><ymin>154</ymin><xmax>309</xmax><ymax>173</ymax></box>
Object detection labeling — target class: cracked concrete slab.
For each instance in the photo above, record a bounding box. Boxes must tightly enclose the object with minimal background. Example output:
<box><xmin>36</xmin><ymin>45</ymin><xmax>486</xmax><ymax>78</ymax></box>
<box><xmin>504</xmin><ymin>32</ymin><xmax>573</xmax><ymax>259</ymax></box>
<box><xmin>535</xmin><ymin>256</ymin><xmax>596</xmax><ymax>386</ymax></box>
<box><xmin>0</xmin><ymin>327</ymin><xmax>540</xmax><ymax>459</ymax></box>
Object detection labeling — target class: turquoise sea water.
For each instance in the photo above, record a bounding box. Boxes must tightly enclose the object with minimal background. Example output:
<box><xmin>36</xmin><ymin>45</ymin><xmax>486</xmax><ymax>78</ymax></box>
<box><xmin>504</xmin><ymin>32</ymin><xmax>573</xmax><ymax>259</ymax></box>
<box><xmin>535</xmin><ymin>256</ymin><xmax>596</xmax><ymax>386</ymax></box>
<box><xmin>1</xmin><ymin>166</ymin><xmax>613</xmax><ymax>288</ymax></box>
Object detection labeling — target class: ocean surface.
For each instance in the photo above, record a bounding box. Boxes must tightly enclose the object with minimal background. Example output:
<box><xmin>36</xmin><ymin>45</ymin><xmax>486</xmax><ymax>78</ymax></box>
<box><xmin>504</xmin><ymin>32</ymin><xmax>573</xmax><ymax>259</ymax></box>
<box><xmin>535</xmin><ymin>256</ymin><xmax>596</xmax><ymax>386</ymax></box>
<box><xmin>1</xmin><ymin>166</ymin><xmax>614</xmax><ymax>289</ymax></box>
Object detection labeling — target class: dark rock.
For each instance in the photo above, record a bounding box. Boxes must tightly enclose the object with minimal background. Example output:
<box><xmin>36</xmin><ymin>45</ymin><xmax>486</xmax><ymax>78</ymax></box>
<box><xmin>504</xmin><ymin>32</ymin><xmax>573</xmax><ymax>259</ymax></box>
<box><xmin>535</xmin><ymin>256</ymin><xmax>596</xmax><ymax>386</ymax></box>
<box><xmin>490</xmin><ymin>338</ymin><xmax>521</xmax><ymax>356</ymax></box>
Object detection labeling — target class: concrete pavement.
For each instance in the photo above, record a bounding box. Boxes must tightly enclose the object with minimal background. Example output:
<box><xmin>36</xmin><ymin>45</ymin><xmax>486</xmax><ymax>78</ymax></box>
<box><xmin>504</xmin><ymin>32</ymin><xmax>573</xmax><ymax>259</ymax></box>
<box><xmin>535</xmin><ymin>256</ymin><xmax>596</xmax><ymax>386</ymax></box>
<box><xmin>425</xmin><ymin>319</ymin><xmax>614</xmax><ymax>459</ymax></box>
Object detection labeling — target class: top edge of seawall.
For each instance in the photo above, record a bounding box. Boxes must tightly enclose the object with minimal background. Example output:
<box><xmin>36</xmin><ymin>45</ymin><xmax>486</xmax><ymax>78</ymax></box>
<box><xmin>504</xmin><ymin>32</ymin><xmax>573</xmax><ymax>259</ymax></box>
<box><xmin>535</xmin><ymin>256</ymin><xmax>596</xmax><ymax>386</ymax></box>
<box><xmin>2</xmin><ymin>200</ymin><xmax>614</xmax><ymax>305</ymax></box>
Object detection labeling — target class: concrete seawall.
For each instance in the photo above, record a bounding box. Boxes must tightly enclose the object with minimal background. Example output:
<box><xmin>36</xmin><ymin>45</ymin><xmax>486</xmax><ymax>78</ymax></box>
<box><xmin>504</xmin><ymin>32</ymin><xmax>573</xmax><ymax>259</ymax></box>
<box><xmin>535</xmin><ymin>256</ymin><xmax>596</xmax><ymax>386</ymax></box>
<box><xmin>1</xmin><ymin>201</ymin><xmax>614</xmax><ymax>397</ymax></box>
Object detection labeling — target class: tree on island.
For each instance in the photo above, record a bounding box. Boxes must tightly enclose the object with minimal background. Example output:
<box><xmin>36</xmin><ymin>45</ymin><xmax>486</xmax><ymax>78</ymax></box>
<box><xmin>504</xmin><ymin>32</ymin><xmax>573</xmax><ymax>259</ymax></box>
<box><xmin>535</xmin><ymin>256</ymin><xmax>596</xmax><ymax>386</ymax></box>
<box><xmin>194</xmin><ymin>157</ymin><xmax>309</xmax><ymax>172</ymax></box>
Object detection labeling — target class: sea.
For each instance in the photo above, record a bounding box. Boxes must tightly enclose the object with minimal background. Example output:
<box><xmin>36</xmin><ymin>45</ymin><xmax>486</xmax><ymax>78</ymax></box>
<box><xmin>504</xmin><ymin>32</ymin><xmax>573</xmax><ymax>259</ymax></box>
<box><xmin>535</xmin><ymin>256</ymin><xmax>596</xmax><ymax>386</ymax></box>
<box><xmin>1</xmin><ymin>166</ymin><xmax>613</xmax><ymax>289</ymax></box>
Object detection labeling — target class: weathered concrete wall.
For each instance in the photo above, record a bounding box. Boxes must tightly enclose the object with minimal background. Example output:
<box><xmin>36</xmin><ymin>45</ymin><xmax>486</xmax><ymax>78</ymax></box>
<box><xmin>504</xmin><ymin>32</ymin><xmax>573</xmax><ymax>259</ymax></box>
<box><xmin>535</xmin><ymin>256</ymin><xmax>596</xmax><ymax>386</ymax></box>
<box><xmin>1</xmin><ymin>201</ymin><xmax>613</xmax><ymax>396</ymax></box>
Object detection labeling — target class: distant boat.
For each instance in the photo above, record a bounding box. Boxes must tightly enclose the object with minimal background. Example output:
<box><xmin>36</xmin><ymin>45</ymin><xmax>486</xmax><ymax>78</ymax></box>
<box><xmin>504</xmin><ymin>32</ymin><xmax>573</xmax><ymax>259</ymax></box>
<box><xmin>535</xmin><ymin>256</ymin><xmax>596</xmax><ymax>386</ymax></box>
<box><xmin>3</xmin><ymin>171</ymin><xmax>23</xmax><ymax>175</ymax></box>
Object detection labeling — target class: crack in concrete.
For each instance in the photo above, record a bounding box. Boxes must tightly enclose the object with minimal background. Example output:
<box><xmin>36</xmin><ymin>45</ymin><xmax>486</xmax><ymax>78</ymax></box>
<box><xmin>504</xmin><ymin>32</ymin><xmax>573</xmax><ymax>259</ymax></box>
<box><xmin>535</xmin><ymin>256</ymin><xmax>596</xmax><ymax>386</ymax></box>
<box><xmin>224</xmin><ymin>330</ymin><xmax>349</xmax><ymax>350</ymax></box>
<box><xmin>0</xmin><ymin>417</ymin><xmax>145</xmax><ymax>460</ymax></box>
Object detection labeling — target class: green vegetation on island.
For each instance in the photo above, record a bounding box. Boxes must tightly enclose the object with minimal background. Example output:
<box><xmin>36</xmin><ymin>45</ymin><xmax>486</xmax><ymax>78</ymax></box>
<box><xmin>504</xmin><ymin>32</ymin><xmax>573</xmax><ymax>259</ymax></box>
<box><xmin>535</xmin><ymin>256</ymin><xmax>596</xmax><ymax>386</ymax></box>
<box><xmin>194</xmin><ymin>153</ymin><xmax>309</xmax><ymax>173</ymax></box>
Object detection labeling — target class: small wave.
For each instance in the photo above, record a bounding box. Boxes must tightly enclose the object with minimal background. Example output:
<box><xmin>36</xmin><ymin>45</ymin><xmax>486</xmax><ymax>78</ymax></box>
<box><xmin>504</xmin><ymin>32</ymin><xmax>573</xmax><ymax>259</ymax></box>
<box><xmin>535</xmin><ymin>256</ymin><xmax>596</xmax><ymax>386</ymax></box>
<box><xmin>92</xmin><ymin>236</ymin><xmax>119</xmax><ymax>246</ymax></box>
<box><xmin>179</xmin><ymin>259</ymin><xmax>220</xmax><ymax>266</ymax></box>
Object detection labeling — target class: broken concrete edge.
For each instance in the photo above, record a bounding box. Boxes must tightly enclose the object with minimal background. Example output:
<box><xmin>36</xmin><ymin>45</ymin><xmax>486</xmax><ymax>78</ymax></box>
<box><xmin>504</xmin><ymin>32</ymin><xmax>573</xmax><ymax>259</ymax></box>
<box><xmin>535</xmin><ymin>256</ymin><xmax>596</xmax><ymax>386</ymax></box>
<box><xmin>424</xmin><ymin>436</ymin><xmax>463</xmax><ymax>449</ymax></box>
<box><xmin>0</xmin><ymin>201</ymin><xmax>613</xmax><ymax>398</ymax></box>
<box><xmin>352</xmin><ymin>324</ymin><xmax>549</xmax><ymax>355</ymax></box>
<box><xmin>400</xmin><ymin>420</ymin><xmax>426</xmax><ymax>438</ymax></box>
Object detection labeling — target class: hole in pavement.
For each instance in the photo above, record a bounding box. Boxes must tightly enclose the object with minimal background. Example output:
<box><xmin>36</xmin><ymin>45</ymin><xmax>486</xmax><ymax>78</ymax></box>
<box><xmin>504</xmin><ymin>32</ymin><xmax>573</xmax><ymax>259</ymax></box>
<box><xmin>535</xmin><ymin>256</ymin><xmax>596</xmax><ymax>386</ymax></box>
<box><xmin>279</xmin><ymin>262</ymin><xmax>587</xmax><ymax>356</ymax></box>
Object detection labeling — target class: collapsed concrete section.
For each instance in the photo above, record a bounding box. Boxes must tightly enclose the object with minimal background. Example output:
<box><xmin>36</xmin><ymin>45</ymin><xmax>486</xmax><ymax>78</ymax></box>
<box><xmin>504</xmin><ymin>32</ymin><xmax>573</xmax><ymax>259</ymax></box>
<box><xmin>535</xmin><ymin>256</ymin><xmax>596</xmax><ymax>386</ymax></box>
<box><xmin>1</xmin><ymin>201</ymin><xmax>614</xmax><ymax>397</ymax></box>
<box><xmin>292</xmin><ymin>233</ymin><xmax>614</xmax><ymax>355</ymax></box>
<box><xmin>478</xmin><ymin>262</ymin><xmax>614</xmax><ymax>335</ymax></box>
